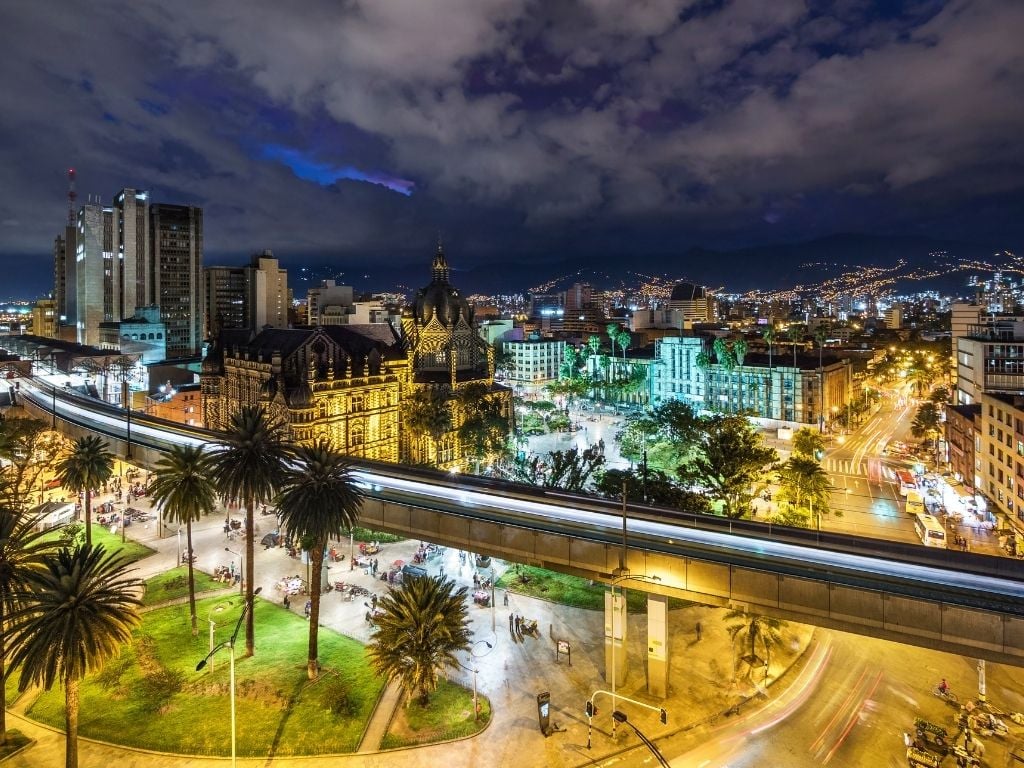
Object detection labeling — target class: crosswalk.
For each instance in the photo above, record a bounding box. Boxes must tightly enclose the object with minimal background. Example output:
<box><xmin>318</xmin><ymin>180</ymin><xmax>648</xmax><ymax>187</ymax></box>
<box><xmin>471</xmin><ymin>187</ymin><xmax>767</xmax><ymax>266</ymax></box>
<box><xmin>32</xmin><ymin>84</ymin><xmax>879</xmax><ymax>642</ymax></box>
<box><xmin>823</xmin><ymin>458</ymin><xmax>869</xmax><ymax>476</ymax></box>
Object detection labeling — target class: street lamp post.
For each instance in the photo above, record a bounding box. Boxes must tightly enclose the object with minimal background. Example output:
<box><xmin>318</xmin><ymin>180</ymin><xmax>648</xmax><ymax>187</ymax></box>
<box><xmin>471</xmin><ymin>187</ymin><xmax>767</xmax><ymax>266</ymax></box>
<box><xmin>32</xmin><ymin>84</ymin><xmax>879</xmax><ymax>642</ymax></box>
<box><xmin>457</xmin><ymin>639</ymin><xmax>494</xmax><ymax>722</ymax></box>
<box><xmin>225</xmin><ymin>547</ymin><xmax>243</xmax><ymax>595</ymax></box>
<box><xmin>196</xmin><ymin>587</ymin><xmax>262</xmax><ymax>768</ymax></box>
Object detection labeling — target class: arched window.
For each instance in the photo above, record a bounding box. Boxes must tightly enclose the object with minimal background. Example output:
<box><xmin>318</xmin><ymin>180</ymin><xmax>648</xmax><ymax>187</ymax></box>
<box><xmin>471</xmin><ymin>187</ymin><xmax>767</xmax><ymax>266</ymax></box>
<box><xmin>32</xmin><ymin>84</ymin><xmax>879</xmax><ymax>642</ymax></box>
<box><xmin>157</xmin><ymin>333</ymin><xmax>163</xmax><ymax>339</ymax></box>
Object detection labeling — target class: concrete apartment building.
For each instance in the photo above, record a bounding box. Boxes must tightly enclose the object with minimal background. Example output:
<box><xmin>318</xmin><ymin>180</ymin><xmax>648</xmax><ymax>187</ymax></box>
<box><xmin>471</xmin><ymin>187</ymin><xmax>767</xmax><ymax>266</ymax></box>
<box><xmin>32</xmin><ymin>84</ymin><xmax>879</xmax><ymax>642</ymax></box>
<box><xmin>151</xmin><ymin>203</ymin><xmax>203</xmax><ymax>358</ymax></box>
<box><xmin>649</xmin><ymin>335</ymin><xmax>853</xmax><ymax>426</ymax></box>
<box><xmin>502</xmin><ymin>336</ymin><xmax>566</xmax><ymax>384</ymax></box>
<box><xmin>203</xmin><ymin>250</ymin><xmax>289</xmax><ymax>336</ymax></box>
<box><xmin>307</xmin><ymin>280</ymin><xmax>354</xmax><ymax>325</ymax></box>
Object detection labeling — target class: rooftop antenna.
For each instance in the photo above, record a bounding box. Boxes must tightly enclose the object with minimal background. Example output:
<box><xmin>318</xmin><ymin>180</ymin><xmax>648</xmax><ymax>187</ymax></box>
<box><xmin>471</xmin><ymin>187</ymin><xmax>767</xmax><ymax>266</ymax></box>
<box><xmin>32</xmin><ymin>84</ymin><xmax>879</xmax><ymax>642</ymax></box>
<box><xmin>67</xmin><ymin>168</ymin><xmax>77</xmax><ymax>225</ymax></box>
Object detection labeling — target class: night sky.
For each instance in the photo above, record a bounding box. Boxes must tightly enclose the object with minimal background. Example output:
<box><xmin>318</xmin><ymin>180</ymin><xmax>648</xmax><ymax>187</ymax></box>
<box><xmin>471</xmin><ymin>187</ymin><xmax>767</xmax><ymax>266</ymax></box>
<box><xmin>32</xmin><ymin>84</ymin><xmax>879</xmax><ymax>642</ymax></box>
<box><xmin>1</xmin><ymin>0</ymin><xmax>1022</xmax><ymax>296</ymax></box>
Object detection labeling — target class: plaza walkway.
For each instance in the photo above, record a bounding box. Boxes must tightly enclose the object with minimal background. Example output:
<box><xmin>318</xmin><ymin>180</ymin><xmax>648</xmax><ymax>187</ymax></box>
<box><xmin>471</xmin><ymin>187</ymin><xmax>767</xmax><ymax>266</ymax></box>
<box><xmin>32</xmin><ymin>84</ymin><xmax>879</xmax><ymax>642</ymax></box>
<box><xmin>5</xmin><ymin>475</ymin><xmax>814</xmax><ymax>768</ymax></box>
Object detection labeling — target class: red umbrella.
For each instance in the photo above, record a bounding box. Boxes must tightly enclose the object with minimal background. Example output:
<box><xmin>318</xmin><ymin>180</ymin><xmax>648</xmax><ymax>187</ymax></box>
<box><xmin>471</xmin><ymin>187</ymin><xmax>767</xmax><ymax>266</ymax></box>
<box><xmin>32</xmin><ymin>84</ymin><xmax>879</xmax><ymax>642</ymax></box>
<box><xmin>393</xmin><ymin>559</ymin><xmax>404</xmax><ymax>568</ymax></box>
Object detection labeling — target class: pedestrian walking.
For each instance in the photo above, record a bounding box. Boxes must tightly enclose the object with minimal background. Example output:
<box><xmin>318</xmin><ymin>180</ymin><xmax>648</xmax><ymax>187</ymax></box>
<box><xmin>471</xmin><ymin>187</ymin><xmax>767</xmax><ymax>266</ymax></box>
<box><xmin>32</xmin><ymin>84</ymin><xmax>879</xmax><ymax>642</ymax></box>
<box><xmin>283</xmin><ymin>594</ymin><xmax>290</xmax><ymax>610</ymax></box>
<box><xmin>514</xmin><ymin>614</ymin><xmax>521</xmax><ymax>634</ymax></box>
<box><xmin>503</xmin><ymin>591</ymin><xmax>509</xmax><ymax>607</ymax></box>
<box><xmin>509</xmin><ymin>612</ymin><xmax>514</xmax><ymax>634</ymax></box>
<box><xmin>304</xmin><ymin>599</ymin><xmax>312</xmax><ymax>620</ymax></box>
<box><xmin>696</xmin><ymin>621</ymin><xmax>702</xmax><ymax>641</ymax></box>
<box><xmin>371</xmin><ymin>594</ymin><xmax>378</xmax><ymax>609</ymax></box>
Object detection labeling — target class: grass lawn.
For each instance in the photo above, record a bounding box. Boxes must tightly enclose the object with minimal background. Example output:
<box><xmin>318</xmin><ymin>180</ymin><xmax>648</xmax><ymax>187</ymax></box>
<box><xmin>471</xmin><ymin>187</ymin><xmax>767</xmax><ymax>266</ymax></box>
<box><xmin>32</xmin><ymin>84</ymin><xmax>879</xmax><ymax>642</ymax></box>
<box><xmin>142</xmin><ymin>566</ymin><xmax>225</xmax><ymax>607</ymax></box>
<box><xmin>25</xmin><ymin>595</ymin><xmax>385</xmax><ymax>756</ymax></box>
<box><xmin>380</xmin><ymin>679</ymin><xmax>489</xmax><ymax>750</ymax></box>
<box><xmin>41</xmin><ymin>523</ymin><xmax>154</xmax><ymax>564</ymax></box>
<box><xmin>497</xmin><ymin>565</ymin><xmax>692</xmax><ymax>613</ymax></box>
<box><xmin>0</xmin><ymin>730</ymin><xmax>32</xmax><ymax>759</ymax></box>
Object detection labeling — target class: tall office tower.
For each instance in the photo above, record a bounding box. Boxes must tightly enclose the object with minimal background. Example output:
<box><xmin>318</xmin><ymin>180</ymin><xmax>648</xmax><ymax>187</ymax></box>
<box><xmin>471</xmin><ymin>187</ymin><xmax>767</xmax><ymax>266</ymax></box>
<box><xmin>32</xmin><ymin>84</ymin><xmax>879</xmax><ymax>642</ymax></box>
<box><xmin>75</xmin><ymin>201</ymin><xmax>114</xmax><ymax>346</ymax></box>
<box><xmin>112</xmin><ymin>188</ymin><xmax>150</xmax><ymax>318</ymax></box>
<box><xmin>247</xmin><ymin>250</ymin><xmax>288</xmax><ymax>330</ymax></box>
<box><xmin>203</xmin><ymin>265</ymin><xmax>249</xmax><ymax>336</ymax></box>
<box><xmin>150</xmin><ymin>203</ymin><xmax>203</xmax><ymax>358</ymax></box>
<box><xmin>53</xmin><ymin>223</ymin><xmax>77</xmax><ymax>328</ymax></box>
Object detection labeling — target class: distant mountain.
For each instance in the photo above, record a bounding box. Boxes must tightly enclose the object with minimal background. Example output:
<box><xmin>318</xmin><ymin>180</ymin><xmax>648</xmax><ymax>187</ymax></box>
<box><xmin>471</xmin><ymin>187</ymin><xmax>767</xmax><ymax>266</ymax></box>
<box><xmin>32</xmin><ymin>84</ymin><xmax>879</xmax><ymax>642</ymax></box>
<box><xmin>389</xmin><ymin>233</ymin><xmax>1004</xmax><ymax>295</ymax></box>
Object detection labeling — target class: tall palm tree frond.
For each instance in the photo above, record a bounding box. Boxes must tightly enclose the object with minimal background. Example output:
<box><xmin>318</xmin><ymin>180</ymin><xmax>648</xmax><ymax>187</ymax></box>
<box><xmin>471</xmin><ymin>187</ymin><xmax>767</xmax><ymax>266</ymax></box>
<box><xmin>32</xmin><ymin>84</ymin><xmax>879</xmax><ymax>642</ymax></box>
<box><xmin>55</xmin><ymin>436</ymin><xmax>114</xmax><ymax>548</ymax></box>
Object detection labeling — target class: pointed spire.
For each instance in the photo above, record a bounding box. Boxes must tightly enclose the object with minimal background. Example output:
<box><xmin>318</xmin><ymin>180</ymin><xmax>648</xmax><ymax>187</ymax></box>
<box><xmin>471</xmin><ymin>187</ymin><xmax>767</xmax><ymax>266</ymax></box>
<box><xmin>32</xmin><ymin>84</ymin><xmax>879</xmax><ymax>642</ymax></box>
<box><xmin>432</xmin><ymin>237</ymin><xmax>450</xmax><ymax>283</ymax></box>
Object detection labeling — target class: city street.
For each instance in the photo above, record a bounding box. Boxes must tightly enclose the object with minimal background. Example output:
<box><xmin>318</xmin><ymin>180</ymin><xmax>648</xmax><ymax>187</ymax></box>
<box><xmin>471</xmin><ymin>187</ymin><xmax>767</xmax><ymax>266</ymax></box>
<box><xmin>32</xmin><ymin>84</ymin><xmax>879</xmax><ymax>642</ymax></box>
<box><xmin>601</xmin><ymin>627</ymin><xmax>1024</xmax><ymax>768</ymax></box>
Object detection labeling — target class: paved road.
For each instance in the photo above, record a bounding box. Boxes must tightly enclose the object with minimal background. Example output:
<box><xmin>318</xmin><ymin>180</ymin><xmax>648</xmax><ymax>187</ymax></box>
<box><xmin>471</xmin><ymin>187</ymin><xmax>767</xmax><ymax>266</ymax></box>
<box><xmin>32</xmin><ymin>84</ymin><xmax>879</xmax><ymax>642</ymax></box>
<box><xmin>597</xmin><ymin>628</ymin><xmax>1024</xmax><ymax>768</ymax></box>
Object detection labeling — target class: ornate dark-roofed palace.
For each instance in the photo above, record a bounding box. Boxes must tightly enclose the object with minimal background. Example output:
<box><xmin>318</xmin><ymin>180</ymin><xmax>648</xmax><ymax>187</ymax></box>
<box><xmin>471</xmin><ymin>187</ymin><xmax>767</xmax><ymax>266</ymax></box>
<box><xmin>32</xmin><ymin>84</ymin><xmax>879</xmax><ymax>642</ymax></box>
<box><xmin>201</xmin><ymin>243</ymin><xmax>512</xmax><ymax>469</ymax></box>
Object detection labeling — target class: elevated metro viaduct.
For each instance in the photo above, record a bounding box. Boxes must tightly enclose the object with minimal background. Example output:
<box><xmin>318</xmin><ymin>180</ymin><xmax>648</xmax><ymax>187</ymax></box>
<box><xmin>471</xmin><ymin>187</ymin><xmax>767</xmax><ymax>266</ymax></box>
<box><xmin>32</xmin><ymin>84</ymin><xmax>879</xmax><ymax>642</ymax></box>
<box><xmin>18</xmin><ymin>380</ymin><xmax>1024</xmax><ymax>697</ymax></box>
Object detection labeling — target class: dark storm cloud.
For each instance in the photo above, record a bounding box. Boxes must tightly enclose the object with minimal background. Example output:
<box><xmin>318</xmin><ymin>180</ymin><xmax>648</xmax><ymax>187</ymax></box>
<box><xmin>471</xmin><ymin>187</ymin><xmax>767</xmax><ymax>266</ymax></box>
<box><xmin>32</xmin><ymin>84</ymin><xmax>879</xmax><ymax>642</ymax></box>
<box><xmin>0</xmin><ymin>0</ymin><xmax>1022</xmax><ymax>286</ymax></box>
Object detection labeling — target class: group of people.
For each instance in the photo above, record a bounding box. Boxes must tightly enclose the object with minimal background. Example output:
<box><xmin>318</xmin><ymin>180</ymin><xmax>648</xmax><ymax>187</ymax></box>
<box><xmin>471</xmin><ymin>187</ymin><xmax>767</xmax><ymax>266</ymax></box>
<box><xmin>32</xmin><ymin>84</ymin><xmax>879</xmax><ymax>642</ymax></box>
<box><xmin>508</xmin><ymin>612</ymin><xmax>534</xmax><ymax>640</ymax></box>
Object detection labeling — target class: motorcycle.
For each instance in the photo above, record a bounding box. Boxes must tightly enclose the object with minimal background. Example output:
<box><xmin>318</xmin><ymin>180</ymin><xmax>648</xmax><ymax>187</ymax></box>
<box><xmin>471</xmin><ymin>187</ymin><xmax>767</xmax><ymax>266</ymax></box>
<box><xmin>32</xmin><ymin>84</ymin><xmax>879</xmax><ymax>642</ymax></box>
<box><xmin>933</xmin><ymin>686</ymin><xmax>959</xmax><ymax>704</ymax></box>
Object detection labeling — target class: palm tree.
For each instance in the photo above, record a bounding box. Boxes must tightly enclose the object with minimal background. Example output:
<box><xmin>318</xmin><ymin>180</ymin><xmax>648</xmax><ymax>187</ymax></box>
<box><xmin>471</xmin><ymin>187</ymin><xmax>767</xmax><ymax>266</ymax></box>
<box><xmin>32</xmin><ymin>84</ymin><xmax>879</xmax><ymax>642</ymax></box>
<box><xmin>9</xmin><ymin>545</ymin><xmax>141</xmax><ymax>768</ymax></box>
<box><xmin>149</xmin><ymin>445</ymin><xmax>218</xmax><ymax>637</ymax></box>
<box><xmin>276</xmin><ymin>439</ymin><xmax>363</xmax><ymax>679</ymax></box>
<box><xmin>0</xmin><ymin>505</ymin><xmax>56</xmax><ymax>745</ymax></box>
<box><xmin>763</xmin><ymin>326</ymin><xmax>776</xmax><ymax>417</ymax></box>
<box><xmin>791</xmin><ymin>427</ymin><xmax>826</xmax><ymax>460</ymax></box>
<box><xmin>207</xmin><ymin>405</ymin><xmax>290</xmax><ymax>657</ymax></box>
<box><xmin>776</xmin><ymin>455</ymin><xmax>834</xmax><ymax>527</ymax></box>
<box><xmin>787</xmin><ymin>325</ymin><xmax>802</xmax><ymax>369</ymax></box>
<box><xmin>725</xmin><ymin>609</ymin><xmax>785</xmax><ymax>681</ymax></box>
<box><xmin>606</xmin><ymin>323</ymin><xmax>621</xmax><ymax>358</ymax></box>
<box><xmin>367</xmin><ymin>574</ymin><xmax>472</xmax><ymax>706</ymax></box>
<box><xmin>55</xmin><ymin>436</ymin><xmax>114</xmax><ymax>548</ymax></box>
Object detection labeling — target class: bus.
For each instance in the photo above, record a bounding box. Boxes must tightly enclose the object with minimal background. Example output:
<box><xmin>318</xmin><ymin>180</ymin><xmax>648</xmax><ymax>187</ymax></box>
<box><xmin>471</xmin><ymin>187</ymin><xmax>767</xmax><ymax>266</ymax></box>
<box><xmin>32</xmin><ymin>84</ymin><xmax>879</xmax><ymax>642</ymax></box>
<box><xmin>905</xmin><ymin>490</ymin><xmax>926</xmax><ymax>515</ymax></box>
<box><xmin>895</xmin><ymin>469</ymin><xmax>917</xmax><ymax>496</ymax></box>
<box><xmin>914</xmin><ymin>512</ymin><xmax>946</xmax><ymax>548</ymax></box>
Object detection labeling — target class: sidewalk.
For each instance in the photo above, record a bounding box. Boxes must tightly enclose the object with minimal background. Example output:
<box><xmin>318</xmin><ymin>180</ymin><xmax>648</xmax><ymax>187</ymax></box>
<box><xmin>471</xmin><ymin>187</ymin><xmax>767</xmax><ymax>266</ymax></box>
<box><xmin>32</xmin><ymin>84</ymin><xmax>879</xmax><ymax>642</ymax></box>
<box><xmin>15</xmin><ymin>473</ymin><xmax>815</xmax><ymax>768</ymax></box>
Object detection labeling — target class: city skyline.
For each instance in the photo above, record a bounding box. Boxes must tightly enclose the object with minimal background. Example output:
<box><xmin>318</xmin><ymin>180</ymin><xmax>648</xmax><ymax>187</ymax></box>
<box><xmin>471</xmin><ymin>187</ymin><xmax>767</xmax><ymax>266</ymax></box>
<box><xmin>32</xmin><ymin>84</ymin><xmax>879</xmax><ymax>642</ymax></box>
<box><xmin>1</xmin><ymin>1</ymin><xmax>1023</xmax><ymax>298</ymax></box>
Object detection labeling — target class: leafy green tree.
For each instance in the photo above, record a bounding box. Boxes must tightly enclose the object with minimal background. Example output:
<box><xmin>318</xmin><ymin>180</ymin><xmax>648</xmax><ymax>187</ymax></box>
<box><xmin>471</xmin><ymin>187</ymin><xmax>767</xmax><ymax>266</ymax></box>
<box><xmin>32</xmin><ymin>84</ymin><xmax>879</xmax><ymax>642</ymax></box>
<box><xmin>587</xmin><ymin>335</ymin><xmax>602</xmax><ymax>357</ymax></box>
<box><xmin>791</xmin><ymin>427</ymin><xmax>826</xmax><ymax>460</ymax></box>
<box><xmin>404</xmin><ymin>387</ymin><xmax>453</xmax><ymax>465</ymax></box>
<box><xmin>55</xmin><ymin>436</ymin><xmax>114</xmax><ymax>548</ymax></box>
<box><xmin>929</xmin><ymin>386</ymin><xmax>950</xmax><ymax>405</ymax></box>
<box><xmin>594</xmin><ymin>468</ymin><xmax>712</xmax><ymax>511</ymax></box>
<box><xmin>0</xmin><ymin>417</ymin><xmax>66</xmax><ymax>503</ymax></box>
<box><xmin>652</xmin><ymin>400</ymin><xmax>701</xmax><ymax>447</ymax></box>
<box><xmin>617</xmin><ymin>415</ymin><xmax>660</xmax><ymax>466</ymax></box>
<box><xmin>724</xmin><ymin>609</ymin><xmax>786</xmax><ymax>681</ymax></box>
<box><xmin>277</xmin><ymin>439</ymin><xmax>363</xmax><ymax>678</ymax></box>
<box><xmin>0</xmin><ymin>505</ymin><xmax>56</xmax><ymax>745</ymax></box>
<box><xmin>677</xmin><ymin>415</ymin><xmax>778</xmax><ymax>518</ymax></box>
<box><xmin>10</xmin><ymin>545</ymin><xmax>142</xmax><ymax>768</ymax></box>
<box><xmin>545</xmin><ymin>376</ymin><xmax>590</xmax><ymax>409</ymax></box>
<box><xmin>368</xmin><ymin>575</ymin><xmax>472</xmax><ymax>706</ymax></box>
<box><xmin>149</xmin><ymin>446</ymin><xmax>218</xmax><ymax>637</ymax></box>
<box><xmin>511</xmin><ymin>446</ymin><xmax>604</xmax><ymax>491</ymax></box>
<box><xmin>457</xmin><ymin>383</ymin><xmax>510</xmax><ymax>471</ymax></box>
<box><xmin>208</xmin><ymin>405</ymin><xmax>289</xmax><ymax>657</ymax></box>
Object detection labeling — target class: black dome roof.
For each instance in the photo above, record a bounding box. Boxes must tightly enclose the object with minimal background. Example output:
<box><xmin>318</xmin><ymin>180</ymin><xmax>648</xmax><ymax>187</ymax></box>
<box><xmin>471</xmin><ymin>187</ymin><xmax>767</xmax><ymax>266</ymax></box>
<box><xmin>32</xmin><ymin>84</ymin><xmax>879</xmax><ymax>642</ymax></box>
<box><xmin>411</xmin><ymin>243</ymin><xmax>472</xmax><ymax>327</ymax></box>
<box><xmin>670</xmin><ymin>282</ymin><xmax>707</xmax><ymax>301</ymax></box>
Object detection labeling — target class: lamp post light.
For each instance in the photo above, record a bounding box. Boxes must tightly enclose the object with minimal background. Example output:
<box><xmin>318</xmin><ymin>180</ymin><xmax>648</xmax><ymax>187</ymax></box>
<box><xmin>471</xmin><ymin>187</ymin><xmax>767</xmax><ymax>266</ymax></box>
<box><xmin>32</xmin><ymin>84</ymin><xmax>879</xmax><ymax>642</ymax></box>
<box><xmin>196</xmin><ymin>587</ymin><xmax>262</xmax><ymax>768</ymax></box>
<box><xmin>225</xmin><ymin>547</ymin><xmax>243</xmax><ymax>595</ymax></box>
<box><xmin>458</xmin><ymin>638</ymin><xmax>494</xmax><ymax>722</ymax></box>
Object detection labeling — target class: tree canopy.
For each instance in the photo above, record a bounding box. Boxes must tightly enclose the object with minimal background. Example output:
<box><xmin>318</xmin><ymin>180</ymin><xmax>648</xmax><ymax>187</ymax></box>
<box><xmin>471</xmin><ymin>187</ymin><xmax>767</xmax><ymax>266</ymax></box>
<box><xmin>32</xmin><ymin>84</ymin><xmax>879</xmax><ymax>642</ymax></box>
<box><xmin>676</xmin><ymin>415</ymin><xmax>778</xmax><ymax>518</ymax></box>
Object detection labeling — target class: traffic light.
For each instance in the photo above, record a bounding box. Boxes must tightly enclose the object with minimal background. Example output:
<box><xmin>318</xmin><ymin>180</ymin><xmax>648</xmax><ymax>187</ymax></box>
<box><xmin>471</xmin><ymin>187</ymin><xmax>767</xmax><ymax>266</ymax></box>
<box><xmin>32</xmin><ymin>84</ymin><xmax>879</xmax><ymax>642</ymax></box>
<box><xmin>660</xmin><ymin>708</ymin><xmax>668</xmax><ymax>725</ymax></box>
<box><xmin>585</xmin><ymin>701</ymin><xmax>595</xmax><ymax>718</ymax></box>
